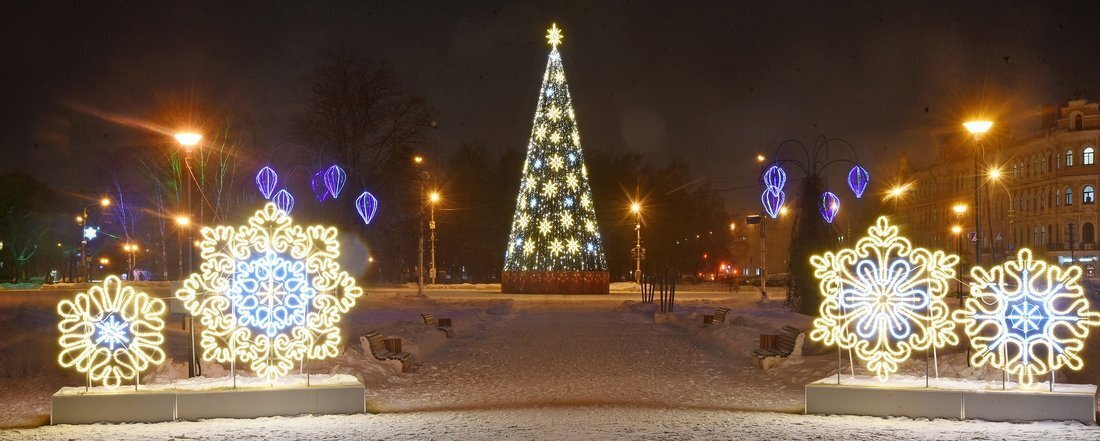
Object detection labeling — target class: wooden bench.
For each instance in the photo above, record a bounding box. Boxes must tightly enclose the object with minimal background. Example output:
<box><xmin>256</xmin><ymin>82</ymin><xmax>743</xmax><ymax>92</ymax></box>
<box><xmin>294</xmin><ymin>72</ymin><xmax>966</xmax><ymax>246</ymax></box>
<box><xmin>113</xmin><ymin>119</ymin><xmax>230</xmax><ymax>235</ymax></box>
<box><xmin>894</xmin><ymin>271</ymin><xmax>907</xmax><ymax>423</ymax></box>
<box><xmin>363</xmin><ymin>331</ymin><xmax>413</xmax><ymax>369</ymax></box>
<box><xmin>421</xmin><ymin>313</ymin><xmax>455</xmax><ymax>338</ymax></box>
<box><xmin>752</xmin><ymin>326</ymin><xmax>804</xmax><ymax>359</ymax></box>
<box><xmin>698</xmin><ymin>307</ymin><xmax>731</xmax><ymax>327</ymax></box>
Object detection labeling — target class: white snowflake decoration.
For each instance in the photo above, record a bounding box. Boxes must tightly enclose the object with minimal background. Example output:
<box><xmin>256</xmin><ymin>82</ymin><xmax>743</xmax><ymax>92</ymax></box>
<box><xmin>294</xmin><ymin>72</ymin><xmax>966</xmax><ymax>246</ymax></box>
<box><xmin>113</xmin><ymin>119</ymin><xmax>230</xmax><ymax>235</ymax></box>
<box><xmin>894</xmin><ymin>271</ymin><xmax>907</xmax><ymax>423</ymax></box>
<box><xmin>176</xmin><ymin>203</ymin><xmax>363</xmax><ymax>380</ymax></box>
<box><xmin>954</xmin><ymin>248</ymin><xmax>1100</xmax><ymax>384</ymax></box>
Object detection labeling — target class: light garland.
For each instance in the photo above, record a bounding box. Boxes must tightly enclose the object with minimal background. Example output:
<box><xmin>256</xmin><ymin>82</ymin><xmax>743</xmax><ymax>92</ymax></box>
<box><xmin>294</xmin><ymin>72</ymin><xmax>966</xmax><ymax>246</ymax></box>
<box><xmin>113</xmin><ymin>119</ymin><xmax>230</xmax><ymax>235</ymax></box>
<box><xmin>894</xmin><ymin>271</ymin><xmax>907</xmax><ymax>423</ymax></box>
<box><xmin>57</xmin><ymin>276</ymin><xmax>167</xmax><ymax>387</ymax></box>
<box><xmin>810</xmin><ymin>216</ymin><xmax>959</xmax><ymax>381</ymax></box>
<box><xmin>175</xmin><ymin>203</ymin><xmax>364</xmax><ymax>380</ymax></box>
<box><xmin>953</xmin><ymin>248</ymin><xmax>1100</xmax><ymax>385</ymax></box>
<box><xmin>503</xmin><ymin>23</ymin><xmax>607</xmax><ymax>273</ymax></box>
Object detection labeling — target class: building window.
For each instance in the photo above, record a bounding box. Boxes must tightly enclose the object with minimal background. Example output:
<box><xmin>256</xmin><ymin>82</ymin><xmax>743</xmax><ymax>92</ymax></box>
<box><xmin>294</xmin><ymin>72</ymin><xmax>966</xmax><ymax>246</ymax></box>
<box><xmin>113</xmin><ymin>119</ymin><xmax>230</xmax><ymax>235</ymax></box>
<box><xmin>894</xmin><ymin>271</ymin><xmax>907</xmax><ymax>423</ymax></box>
<box><xmin>1066</xmin><ymin>149</ymin><xmax>1075</xmax><ymax>166</ymax></box>
<box><xmin>1041</xmin><ymin>156</ymin><xmax>1047</xmax><ymax>173</ymax></box>
<box><xmin>1085</xmin><ymin>222</ymin><xmax>1096</xmax><ymax>244</ymax></box>
<box><xmin>1075</xmin><ymin>114</ymin><xmax>1084</xmax><ymax>130</ymax></box>
<box><xmin>1085</xmin><ymin>185</ymin><xmax>1095</xmax><ymax>204</ymax></box>
<box><xmin>1065</xmin><ymin>186</ymin><xmax>1073</xmax><ymax>205</ymax></box>
<box><xmin>1085</xmin><ymin>146</ymin><xmax>1096</xmax><ymax>165</ymax></box>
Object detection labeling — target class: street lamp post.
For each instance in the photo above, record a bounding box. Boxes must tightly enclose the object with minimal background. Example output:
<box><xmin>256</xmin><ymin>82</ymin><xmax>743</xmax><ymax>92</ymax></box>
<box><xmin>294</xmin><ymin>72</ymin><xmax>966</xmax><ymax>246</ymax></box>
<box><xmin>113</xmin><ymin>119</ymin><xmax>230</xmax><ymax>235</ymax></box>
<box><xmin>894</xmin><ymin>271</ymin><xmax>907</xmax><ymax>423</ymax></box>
<box><xmin>429</xmin><ymin>191</ymin><xmax>440</xmax><ymax>285</ymax></box>
<box><xmin>746</xmin><ymin>214</ymin><xmax>766</xmax><ymax>299</ymax></box>
<box><xmin>175</xmin><ymin>132</ymin><xmax>202</xmax><ymax>278</ymax></box>
<box><xmin>77</xmin><ymin>198</ymin><xmax>110</xmax><ymax>282</ymax></box>
<box><xmin>630</xmin><ymin>202</ymin><xmax>642</xmax><ymax>283</ymax></box>
<box><xmin>964</xmin><ymin>121</ymin><xmax>993</xmax><ymax>267</ymax></box>
<box><xmin>414</xmin><ymin>155</ymin><xmax>428</xmax><ymax>296</ymax></box>
<box><xmin>123</xmin><ymin>243</ymin><xmax>137</xmax><ymax>280</ymax></box>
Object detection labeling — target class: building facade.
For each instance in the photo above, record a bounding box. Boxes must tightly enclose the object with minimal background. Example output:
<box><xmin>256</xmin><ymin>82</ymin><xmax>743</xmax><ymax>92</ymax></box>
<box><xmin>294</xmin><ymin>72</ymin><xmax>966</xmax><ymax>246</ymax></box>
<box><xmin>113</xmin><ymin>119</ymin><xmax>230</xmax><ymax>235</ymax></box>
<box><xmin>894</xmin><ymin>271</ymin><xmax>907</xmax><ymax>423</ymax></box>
<box><xmin>901</xmin><ymin>99</ymin><xmax>1100</xmax><ymax>279</ymax></box>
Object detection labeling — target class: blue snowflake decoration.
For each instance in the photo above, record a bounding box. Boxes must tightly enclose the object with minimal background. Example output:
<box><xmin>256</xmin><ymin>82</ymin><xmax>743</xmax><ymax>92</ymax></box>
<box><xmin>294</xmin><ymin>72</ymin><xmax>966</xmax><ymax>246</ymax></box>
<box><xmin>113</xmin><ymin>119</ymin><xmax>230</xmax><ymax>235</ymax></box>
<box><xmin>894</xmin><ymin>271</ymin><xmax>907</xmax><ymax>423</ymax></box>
<box><xmin>94</xmin><ymin>314</ymin><xmax>131</xmax><ymax>350</ymax></box>
<box><xmin>230</xmin><ymin>251</ymin><xmax>315</xmax><ymax>337</ymax></box>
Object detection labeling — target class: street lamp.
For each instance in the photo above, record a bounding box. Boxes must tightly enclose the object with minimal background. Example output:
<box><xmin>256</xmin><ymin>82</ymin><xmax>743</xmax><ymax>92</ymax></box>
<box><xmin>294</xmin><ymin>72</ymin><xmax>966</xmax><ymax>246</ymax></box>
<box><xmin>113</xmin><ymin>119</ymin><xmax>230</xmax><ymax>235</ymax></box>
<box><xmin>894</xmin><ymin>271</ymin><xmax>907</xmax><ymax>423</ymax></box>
<box><xmin>414</xmin><ymin>155</ymin><xmax>429</xmax><ymax>295</ymax></box>
<box><xmin>755</xmin><ymin>154</ymin><xmax>766</xmax><ymax>163</ymax></box>
<box><xmin>964</xmin><ymin>120</ymin><xmax>993</xmax><ymax>267</ymax></box>
<box><xmin>78</xmin><ymin>197</ymin><xmax>110</xmax><ymax>282</ymax></box>
<box><xmin>630</xmin><ymin>202</ymin><xmax>643</xmax><ymax>283</ymax></box>
<box><xmin>122</xmin><ymin>243</ymin><xmax>138</xmax><ymax>280</ymax></box>
<box><xmin>428</xmin><ymin>191</ymin><xmax>441</xmax><ymax>285</ymax></box>
<box><xmin>175</xmin><ymin>132</ymin><xmax>202</xmax><ymax>279</ymax></box>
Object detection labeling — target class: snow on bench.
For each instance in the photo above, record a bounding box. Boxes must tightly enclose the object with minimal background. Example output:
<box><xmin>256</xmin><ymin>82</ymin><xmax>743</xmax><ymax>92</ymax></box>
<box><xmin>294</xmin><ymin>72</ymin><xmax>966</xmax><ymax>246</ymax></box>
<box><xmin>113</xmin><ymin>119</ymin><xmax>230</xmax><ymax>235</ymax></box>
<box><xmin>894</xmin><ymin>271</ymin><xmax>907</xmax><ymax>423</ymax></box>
<box><xmin>752</xmin><ymin>326</ymin><xmax>804</xmax><ymax>369</ymax></box>
<box><xmin>697</xmin><ymin>307</ymin><xmax>730</xmax><ymax>327</ymax></box>
<box><xmin>421</xmin><ymin>313</ymin><xmax>455</xmax><ymax>338</ymax></box>
<box><xmin>363</xmin><ymin>331</ymin><xmax>413</xmax><ymax>370</ymax></box>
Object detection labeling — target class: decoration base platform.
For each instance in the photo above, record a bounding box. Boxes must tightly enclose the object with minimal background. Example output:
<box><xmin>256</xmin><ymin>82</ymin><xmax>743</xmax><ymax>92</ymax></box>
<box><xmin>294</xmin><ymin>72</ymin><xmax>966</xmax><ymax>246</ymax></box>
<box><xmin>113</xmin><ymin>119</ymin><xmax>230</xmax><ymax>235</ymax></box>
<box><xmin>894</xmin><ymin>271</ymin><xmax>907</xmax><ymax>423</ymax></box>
<box><xmin>51</xmin><ymin>374</ymin><xmax>364</xmax><ymax>424</ymax></box>
<box><xmin>805</xmin><ymin>375</ymin><xmax>1096</xmax><ymax>423</ymax></box>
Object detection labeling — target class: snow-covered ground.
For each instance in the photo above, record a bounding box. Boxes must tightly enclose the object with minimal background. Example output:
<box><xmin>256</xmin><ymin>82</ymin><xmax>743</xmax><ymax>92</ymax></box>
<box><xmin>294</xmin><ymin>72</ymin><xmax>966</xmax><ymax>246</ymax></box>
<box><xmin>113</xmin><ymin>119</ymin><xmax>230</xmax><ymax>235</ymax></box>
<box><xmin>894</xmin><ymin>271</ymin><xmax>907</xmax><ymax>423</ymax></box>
<box><xmin>1</xmin><ymin>287</ymin><xmax>1098</xmax><ymax>439</ymax></box>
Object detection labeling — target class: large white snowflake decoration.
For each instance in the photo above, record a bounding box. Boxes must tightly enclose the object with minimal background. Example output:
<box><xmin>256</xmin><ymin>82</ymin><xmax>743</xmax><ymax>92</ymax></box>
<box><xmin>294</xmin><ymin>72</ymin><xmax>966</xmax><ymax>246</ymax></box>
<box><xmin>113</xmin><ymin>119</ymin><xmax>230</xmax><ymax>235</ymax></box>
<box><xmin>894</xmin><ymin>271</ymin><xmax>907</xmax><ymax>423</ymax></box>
<box><xmin>953</xmin><ymin>248</ymin><xmax>1100</xmax><ymax>385</ymax></box>
<box><xmin>57</xmin><ymin>276</ymin><xmax>167</xmax><ymax>387</ymax></box>
<box><xmin>810</xmin><ymin>216</ymin><xmax>959</xmax><ymax>381</ymax></box>
<box><xmin>176</xmin><ymin>203</ymin><xmax>363</xmax><ymax>380</ymax></box>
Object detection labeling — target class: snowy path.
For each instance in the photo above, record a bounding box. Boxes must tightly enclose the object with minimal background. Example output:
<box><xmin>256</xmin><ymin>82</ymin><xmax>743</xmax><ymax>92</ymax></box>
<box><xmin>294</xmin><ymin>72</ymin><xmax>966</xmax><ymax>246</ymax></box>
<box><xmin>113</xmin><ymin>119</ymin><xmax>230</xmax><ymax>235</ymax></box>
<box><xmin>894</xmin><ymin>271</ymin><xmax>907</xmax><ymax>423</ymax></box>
<box><xmin>366</xmin><ymin>302</ymin><xmax>802</xmax><ymax>412</ymax></box>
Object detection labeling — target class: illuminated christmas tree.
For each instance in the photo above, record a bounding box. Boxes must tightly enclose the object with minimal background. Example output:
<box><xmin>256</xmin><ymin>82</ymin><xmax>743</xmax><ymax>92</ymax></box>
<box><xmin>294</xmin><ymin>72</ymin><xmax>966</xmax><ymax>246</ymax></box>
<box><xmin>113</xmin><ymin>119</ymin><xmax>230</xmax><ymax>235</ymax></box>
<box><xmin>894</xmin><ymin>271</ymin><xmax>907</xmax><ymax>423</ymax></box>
<box><xmin>502</xmin><ymin>23</ymin><xmax>609</xmax><ymax>294</ymax></box>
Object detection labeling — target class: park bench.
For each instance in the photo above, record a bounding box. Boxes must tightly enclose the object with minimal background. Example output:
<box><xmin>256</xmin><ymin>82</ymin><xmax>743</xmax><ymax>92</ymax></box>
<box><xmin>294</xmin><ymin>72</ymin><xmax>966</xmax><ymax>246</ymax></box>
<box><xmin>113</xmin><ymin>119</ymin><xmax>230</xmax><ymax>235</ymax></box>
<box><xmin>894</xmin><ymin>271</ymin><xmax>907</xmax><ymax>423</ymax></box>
<box><xmin>421</xmin><ymin>313</ymin><xmax>455</xmax><ymax>338</ymax></box>
<box><xmin>698</xmin><ymin>307</ymin><xmax>731</xmax><ymax>327</ymax></box>
<box><xmin>363</xmin><ymin>331</ymin><xmax>413</xmax><ymax>369</ymax></box>
<box><xmin>752</xmin><ymin>326</ymin><xmax>804</xmax><ymax>359</ymax></box>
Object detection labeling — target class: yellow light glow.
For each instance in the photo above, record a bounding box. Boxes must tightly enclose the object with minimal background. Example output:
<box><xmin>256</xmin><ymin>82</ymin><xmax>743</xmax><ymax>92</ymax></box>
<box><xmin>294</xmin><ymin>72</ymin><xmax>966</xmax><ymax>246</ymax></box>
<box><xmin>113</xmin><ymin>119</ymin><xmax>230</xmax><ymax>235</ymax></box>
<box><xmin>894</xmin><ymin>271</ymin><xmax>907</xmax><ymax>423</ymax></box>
<box><xmin>951</xmin><ymin>225</ymin><xmax>962</xmax><ymax>235</ymax></box>
<box><xmin>174</xmin><ymin>132</ymin><xmax>203</xmax><ymax>147</ymax></box>
<box><xmin>963</xmin><ymin>120</ymin><xmax>994</xmax><ymax>136</ymax></box>
<box><xmin>810</xmin><ymin>216</ymin><xmax>959</xmax><ymax>381</ymax></box>
<box><xmin>100</xmin><ymin>198</ymin><xmax>111</xmax><ymax>207</ymax></box>
<box><xmin>953</xmin><ymin>248</ymin><xmax>1100</xmax><ymax>385</ymax></box>
<box><xmin>729</xmin><ymin>222</ymin><xmax>736</xmax><ymax>231</ymax></box>
<box><xmin>756</xmin><ymin>154</ymin><xmax>766</xmax><ymax>163</ymax></box>
<box><xmin>546</xmin><ymin>23</ymin><xmax>563</xmax><ymax>48</ymax></box>
<box><xmin>952</xmin><ymin>204</ymin><xmax>968</xmax><ymax>215</ymax></box>
<box><xmin>75</xmin><ymin>216</ymin><xmax>83</xmax><ymax>223</ymax></box>
<box><xmin>413</xmin><ymin>155</ymin><xmax>424</xmax><ymax>164</ymax></box>
<box><xmin>99</xmin><ymin>257</ymin><xmax>110</xmax><ymax>265</ymax></box>
<box><xmin>175</xmin><ymin>203</ymin><xmax>364</xmax><ymax>380</ymax></box>
<box><xmin>630</xmin><ymin>202</ymin><xmax>641</xmax><ymax>214</ymax></box>
<box><xmin>884</xmin><ymin>182</ymin><xmax>912</xmax><ymax>200</ymax></box>
<box><xmin>429</xmin><ymin>191</ymin><xmax>441</xmax><ymax>204</ymax></box>
<box><xmin>175</xmin><ymin>216</ymin><xmax>190</xmax><ymax>226</ymax></box>
<box><xmin>988</xmin><ymin>166</ymin><xmax>1002</xmax><ymax>181</ymax></box>
<box><xmin>57</xmin><ymin>276</ymin><xmax>166</xmax><ymax>388</ymax></box>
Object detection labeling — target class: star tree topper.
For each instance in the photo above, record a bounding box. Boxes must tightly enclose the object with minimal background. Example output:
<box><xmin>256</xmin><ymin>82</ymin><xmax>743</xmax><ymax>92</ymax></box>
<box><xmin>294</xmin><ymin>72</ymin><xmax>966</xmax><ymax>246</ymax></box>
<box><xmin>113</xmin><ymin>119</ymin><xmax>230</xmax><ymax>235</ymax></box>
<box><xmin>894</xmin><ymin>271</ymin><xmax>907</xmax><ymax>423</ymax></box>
<box><xmin>810</xmin><ymin>216</ymin><xmax>959</xmax><ymax>381</ymax></box>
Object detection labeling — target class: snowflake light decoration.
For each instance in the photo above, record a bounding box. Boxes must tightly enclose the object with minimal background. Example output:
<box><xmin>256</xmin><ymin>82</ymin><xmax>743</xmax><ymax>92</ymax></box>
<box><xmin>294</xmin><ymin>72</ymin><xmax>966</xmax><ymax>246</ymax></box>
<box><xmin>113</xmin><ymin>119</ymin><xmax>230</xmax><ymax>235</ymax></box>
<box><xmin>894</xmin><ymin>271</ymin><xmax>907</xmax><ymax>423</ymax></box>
<box><xmin>953</xmin><ymin>248</ymin><xmax>1100</xmax><ymax>385</ymax></box>
<box><xmin>57</xmin><ymin>276</ymin><xmax>167</xmax><ymax>387</ymax></box>
<box><xmin>175</xmin><ymin>203</ymin><xmax>363</xmax><ymax>380</ymax></box>
<box><xmin>810</xmin><ymin>216</ymin><xmax>959</xmax><ymax>381</ymax></box>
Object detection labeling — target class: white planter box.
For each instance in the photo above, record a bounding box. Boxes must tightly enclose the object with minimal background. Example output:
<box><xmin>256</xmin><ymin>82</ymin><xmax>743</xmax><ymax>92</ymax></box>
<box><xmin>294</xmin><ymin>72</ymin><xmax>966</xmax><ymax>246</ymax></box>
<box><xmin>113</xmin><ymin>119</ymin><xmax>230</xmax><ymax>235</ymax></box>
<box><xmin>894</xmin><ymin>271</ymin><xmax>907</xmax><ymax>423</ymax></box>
<box><xmin>806</xmin><ymin>376</ymin><xmax>1096</xmax><ymax>423</ymax></box>
<box><xmin>51</xmin><ymin>390</ymin><xmax>176</xmax><ymax>424</ymax></box>
<box><xmin>176</xmin><ymin>383</ymin><xmax>365</xmax><ymax>420</ymax></box>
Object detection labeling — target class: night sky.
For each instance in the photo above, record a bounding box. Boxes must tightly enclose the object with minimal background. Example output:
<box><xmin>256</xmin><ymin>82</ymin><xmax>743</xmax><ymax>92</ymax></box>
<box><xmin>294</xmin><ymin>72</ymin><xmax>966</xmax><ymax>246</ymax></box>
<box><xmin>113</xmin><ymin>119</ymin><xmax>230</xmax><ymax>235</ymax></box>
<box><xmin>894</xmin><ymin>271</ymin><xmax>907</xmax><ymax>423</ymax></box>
<box><xmin>3</xmin><ymin>1</ymin><xmax>1099</xmax><ymax>207</ymax></box>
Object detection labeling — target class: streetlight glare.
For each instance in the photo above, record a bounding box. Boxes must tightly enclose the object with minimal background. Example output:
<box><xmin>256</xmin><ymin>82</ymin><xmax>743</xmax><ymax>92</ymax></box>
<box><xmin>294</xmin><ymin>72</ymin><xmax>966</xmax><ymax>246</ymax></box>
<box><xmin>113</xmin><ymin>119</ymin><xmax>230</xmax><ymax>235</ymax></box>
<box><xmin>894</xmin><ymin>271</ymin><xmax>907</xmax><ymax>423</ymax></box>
<box><xmin>951</xmin><ymin>225</ymin><xmax>963</xmax><ymax>234</ymax></box>
<box><xmin>963</xmin><ymin>120</ymin><xmax>994</xmax><ymax>135</ymax></box>
<box><xmin>952</xmin><ymin>204</ymin><xmax>968</xmax><ymax>214</ymax></box>
<box><xmin>779</xmin><ymin>206</ymin><xmax>789</xmax><ymax>216</ymax></box>
<box><xmin>429</xmin><ymin>191</ymin><xmax>441</xmax><ymax>204</ymax></box>
<box><xmin>756</xmin><ymin>154</ymin><xmax>766</xmax><ymax>163</ymax></box>
<box><xmin>413</xmin><ymin>155</ymin><xmax>424</xmax><ymax>164</ymax></box>
<box><xmin>729</xmin><ymin>222</ymin><xmax>736</xmax><ymax>231</ymax></box>
<box><xmin>175</xmin><ymin>216</ymin><xmax>191</xmax><ymax>226</ymax></box>
<box><xmin>100</xmin><ymin>198</ymin><xmax>111</xmax><ymax>207</ymax></box>
<box><xmin>988</xmin><ymin>166</ymin><xmax>1002</xmax><ymax>180</ymax></box>
<box><xmin>175</xmin><ymin>132</ymin><xmax>203</xmax><ymax>147</ymax></box>
<box><xmin>630</xmin><ymin>202</ymin><xmax>641</xmax><ymax>214</ymax></box>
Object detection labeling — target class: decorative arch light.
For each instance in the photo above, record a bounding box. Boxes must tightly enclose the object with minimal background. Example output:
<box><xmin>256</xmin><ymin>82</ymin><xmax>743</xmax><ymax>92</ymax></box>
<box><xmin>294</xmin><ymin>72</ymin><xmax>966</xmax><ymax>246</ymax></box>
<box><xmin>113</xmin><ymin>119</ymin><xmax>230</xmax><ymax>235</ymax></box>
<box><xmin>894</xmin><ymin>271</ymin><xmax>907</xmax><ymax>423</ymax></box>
<box><xmin>311</xmin><ymin>171</ymin><xmax>329</xmax><ymax>202</ymax></box>
<box><xmin>175</xmin><ymin>203</ymin><xmax>364</xmax><ymax>380</ymax></box>
<box><xmin>847</xmin><ymin>165</ymin><xmax>870</xmax><ymax>199</ymax></box>
<box><xmin>819</xmin><ymin>191</ymin><xmax>840</xmax><ymax>223</ymax></box>
<box><xmin>57</xmin><ymin>276</ymin><xmax>167</xmax><ymax>388</ymax></box>
<box><xmin>272</xmin><ymin>189</ymin><xmax>295</xmax><ymax>215</ymax></box>
<box><xmin>810</xmin><ymin>216</ymin><xmax>959</xmax><ymax>381</ymax></box>
<box><xmin>355</xmin><ymin>191</ymin><xmax>379</xmax><ymax>225</ymax></box>
<box><xmin>256</xmin><ymin>166</ymin><xmax>279</xmax><ymax>200</ymax></box>
<box><xmin>324</xmin><ymin>165</ymin><xmax>347</xmax><ymax>199</ymax></box>
<box><xmin>953</xmin><ymin>248</ymin><xmax>1100</xmax><ymax>385</ymax></box>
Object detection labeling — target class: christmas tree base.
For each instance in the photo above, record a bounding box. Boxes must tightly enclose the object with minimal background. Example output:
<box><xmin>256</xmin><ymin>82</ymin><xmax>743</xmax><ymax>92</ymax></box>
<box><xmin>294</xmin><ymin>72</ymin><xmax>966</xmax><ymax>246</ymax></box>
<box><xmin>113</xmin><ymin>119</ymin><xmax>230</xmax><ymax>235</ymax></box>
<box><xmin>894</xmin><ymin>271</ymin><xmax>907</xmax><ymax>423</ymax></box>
<box><xmin>501</xmin><ymin>271</ymin><xmax>609</xmax><ymax>294</ymax></box>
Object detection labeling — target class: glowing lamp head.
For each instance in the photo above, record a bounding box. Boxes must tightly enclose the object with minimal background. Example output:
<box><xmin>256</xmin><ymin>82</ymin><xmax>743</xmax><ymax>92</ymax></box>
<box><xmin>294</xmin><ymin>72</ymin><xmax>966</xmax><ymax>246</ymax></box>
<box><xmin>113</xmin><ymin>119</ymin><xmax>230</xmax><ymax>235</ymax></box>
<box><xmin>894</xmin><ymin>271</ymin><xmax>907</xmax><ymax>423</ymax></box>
<box><xmin>413</xmin><ymin>155</ymin><xmax>424</xmax><ymax>165</ymax></box>
<box><xmin>99</xmin><ymin>198</ymin><xmax>111</xmax><ymax>207</ymax></box>
<box><xmin>174</xmin><ymin>132</ymin><xmax>203</xmax><ymax>148</ymax></box>
<box><xmin>963</xmin><ymin>120</ymin><xmax>993</xmax><ymax>137</ymax></box>
<box><xmin>429</xmin><ymin>191</ymin><xmax>441</xmax><ymax>204</ymax></box>
<box><xmin>756</xmin><ymin>154</ymin><xmax>766</xmax><ymax>163</ymax></box>
<box><xmin>630</xmin><ymin>202</ymin><xmax>641</xmax><ymax>214</ymax></box>
<box><xmin>99</xmin><ymin>257</ymin><xmax>110</xmax><ymax>265</ymax></box>
<box><xmin>952</xmin><ymin>204</ymin><xmax>968</xmax><ymax>215</ymax></box>
<box><xmin>951</xmin><ymin>225</ymin><xmax>963</xmax><ymax>235</ymax></box>
<box><xmin>988</xmin><ymin>166</ymin><xmax>1002</xmax><ymax>181</ymax></box>
<box><xmin>175</xmin><ymin>216</ymin><xmax>191</xmax><ymax>227</ymax></box>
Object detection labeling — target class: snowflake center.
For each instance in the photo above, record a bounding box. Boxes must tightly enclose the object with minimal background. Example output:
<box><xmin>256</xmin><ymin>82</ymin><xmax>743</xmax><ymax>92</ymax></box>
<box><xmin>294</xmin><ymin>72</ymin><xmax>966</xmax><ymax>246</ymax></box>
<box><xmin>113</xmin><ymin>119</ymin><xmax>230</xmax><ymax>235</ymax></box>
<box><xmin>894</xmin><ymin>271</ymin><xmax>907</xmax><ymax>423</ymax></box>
<box><xmin>230</xmin><ymin>251</ymin><xmax>316</xmax><ymax>336</ymax></box>
<box><xmin>94</xmin><ymin>314</ymin><xmax>131</xmax><ymax>350</ymax></box>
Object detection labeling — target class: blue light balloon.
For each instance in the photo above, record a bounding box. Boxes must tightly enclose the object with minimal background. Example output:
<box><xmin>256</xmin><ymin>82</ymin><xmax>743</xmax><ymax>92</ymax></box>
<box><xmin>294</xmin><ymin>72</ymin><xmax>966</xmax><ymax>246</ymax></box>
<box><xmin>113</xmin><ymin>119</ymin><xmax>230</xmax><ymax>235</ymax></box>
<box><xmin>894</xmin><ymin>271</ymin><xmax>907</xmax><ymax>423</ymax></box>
<box><xmin>272</xmin><ymin>189</ymin><xmax>295</xmax><ymax>215</ymax></box>
<box><xmin>256</xmin><ymin>167</ymin><xmax>278</xmax><ymax>200</ymax></box>
<box><xmin>819</xmin><ymin>191</ymin><xmax>840</xmax><ymax>223</ymax></box>
<box><xmin>762</xmin><ymin>189</ymin><xmax>784</xmax><ymax>219</ymax></box>
<box><xmin>848</xmin><ymin>165</ymin><xmax>870</xmax><ymax>199</ymax></box>
<box><xmin>355</xmin><ymin>191</ymin><xmax>379</xmax><ymax>225</ymax></box>
<box><xmin>324</xmin><ymin>165</ymin><xmax>347</xmax><ymax>199</ymax></box>
<box><xmin>311</xmin><ymin>171</ymin><xmax>329</xmax><ymax>202</ymax></box>
<box><xmin>763</xmin><ymin>165</ymin><xmax>787</xmax><ymax>192</ymax></box>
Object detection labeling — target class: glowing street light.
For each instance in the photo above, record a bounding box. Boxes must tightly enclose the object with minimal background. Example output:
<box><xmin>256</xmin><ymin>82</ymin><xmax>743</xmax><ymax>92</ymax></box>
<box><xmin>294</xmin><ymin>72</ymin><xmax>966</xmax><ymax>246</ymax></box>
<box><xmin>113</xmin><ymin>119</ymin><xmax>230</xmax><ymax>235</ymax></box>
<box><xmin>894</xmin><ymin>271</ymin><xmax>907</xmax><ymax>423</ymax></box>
<box><xmin>987</xmin><ymin>165</ymin><xmax>1003</xmax><ymax>181</ymax></box>
<box><xmin>428</xmin><ymin>190</ymin><xmax>441</xmax><ymax>284</ymax></box>
<box><xmin>963</xmin><ymin>120</ymin><xmax>994</xmax><ymax>139</ymax></box>
<box><xmin>952</xmin><ymin>204</ymin><xmax>968</xmax><ymax>215</ymax></box>
<box><xmin>964</xmin><ymin>119</ymin><xmax>993</xmax><ymax>267</ymax></box>
<box><xmin>756</xmin><ymin>154</ymin><xmax>766</xmax><ymax>163</ymax></box>
<box><xmin>174</xmin><ymin>132</ymin><xmax>203</xmax><ymax>149</ymax></box>
<box><xmin>413</xmin><ymin>155</ymin><xmax>424</xmax><ymax>165</ymax></box>
<box><xmin>100</xmin><ymin>198</ymin><xmax>111</xmax><ymax>207</ymax></box>
<box><xmin>630</xmin><ymin>201</ymin><xmax>644</xmax><ymax>283</ymax></box>
<box><xmin>951</xmin><ymin>225</ymin><xmax>963</xmax><ymax>235</ymax></box>
<box><xmin>175</xmin><ymin>216</ymin><xmax>191</xmax><ymax>227</ymax></box>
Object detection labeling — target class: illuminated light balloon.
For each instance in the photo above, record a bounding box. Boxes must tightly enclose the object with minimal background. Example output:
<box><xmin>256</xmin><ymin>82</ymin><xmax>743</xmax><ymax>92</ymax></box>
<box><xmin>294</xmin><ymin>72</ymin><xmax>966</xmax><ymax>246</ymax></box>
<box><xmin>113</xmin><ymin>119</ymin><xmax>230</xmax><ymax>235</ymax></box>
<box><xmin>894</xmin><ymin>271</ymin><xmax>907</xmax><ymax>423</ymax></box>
<box><xmin>324</xmin><ymin>165</ymin><xmax>347</xmax><ymax>199</ymax></box>
<box><xmin>256</xmin><ymin>166</ymin><xmax>279</xmax><ymax>200</ymax></box>
<box><xmin>819</xmin><ymin>191</ymin><xmax>840</xmax><ymax>223</ymax></box>
<box><xmin>355</xmin><ymin>191</ymin><xmax>379</xmax><ymax>225</ymax></box>
<box><xmin>175</xmin><ymin>203</ymin><xmax>364</xmax><ymax>380</ymax></box>
<box><xmin>810</xmin><ymin>216</ymin><xmax>959</xmax><ymax>381</ymax></box>
<box><xmin>762</xmin><ymin>188</ymin><xmax>784</xmax><ymax>219</ymax></box>
<box><xmin>848</xmin><ymin>165</ymin><xmax>870</xmax><ymax>199</ymax></box>
<box><xmin>57</xmin><ymin>276</ymin><xmax>167</xmax><ymax>388</ymax></box>
<box><xmin>763</xmin><ymin>165</ymin><xmax>787</xmax><ymax>192</ymax></box>
<box><xmin>953</xmin><ymin>248</ymin><xmax>1100</xmax><ymax>385</ymax></box>
<box><xmin>311</xmin><ymin>171</ymin><xmax>329</xmax><ymax>202</ymax></box>
<box><xmin>272</xmin><ymin>189</ymin><xmax>295</xmax><ymax>215</ymax></box>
